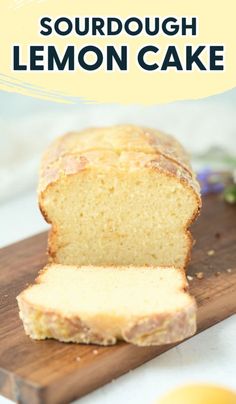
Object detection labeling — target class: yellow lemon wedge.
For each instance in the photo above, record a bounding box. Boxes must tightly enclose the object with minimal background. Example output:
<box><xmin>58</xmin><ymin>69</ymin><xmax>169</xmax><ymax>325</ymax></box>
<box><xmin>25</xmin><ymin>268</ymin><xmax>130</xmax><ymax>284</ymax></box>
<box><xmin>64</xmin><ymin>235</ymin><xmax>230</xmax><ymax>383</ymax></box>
<box><xmin>158</xmin><ymin>384</ymin><xmax>236</xmax><ymax>404</ymax></box>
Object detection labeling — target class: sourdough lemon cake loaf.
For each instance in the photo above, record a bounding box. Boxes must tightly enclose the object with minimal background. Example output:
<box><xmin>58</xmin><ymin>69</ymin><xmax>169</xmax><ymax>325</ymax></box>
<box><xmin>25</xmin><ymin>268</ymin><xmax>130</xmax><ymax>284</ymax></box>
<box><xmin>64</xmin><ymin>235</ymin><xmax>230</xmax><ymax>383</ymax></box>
<box><xmin>39</xmin><ymin>125</ymin><xmax>201</xmax><ymax>268</ymax></box>
<box><xmin>17</xmin><ymin>265</ymin><xmax>196</xmax><ymax>346</ymax></box>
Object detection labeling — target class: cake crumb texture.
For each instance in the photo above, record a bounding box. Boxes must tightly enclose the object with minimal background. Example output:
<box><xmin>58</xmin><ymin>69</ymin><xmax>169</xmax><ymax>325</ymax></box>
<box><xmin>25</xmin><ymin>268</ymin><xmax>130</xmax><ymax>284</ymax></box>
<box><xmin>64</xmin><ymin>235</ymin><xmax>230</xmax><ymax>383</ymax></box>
<box><xmin>17</xmin><ymin>265</ymin><xmax>197</xmax><ymax>346</ymax></box>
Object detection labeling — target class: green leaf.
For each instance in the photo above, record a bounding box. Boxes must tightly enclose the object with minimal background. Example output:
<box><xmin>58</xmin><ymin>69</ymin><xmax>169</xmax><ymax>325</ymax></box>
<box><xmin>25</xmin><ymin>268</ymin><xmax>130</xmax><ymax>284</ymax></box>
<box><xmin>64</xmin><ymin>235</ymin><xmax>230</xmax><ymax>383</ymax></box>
<box><xmin>224</xmin><ymin>185</ymin><xmax>236</xmax><ymax>204</ymax></box>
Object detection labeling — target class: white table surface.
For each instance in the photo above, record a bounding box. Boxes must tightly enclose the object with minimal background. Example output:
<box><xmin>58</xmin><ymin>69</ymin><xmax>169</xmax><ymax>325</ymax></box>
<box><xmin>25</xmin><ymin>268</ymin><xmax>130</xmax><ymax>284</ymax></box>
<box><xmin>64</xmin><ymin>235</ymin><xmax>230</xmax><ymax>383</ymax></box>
<box><xmin>0</xmin><ymin>191</ymin><xmax>235</xmax><ymax>404</ymax></box>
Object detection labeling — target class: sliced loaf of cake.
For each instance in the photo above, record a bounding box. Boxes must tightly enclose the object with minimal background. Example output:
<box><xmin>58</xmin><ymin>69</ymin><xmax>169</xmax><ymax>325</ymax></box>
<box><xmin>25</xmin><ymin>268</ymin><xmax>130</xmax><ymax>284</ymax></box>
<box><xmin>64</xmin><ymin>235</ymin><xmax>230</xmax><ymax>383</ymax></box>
<box><xmin>39</xmin><ymin>125</ymin><xmax>201</xmax><ymax>268</ymax></box>
<box><xmin>17</xmin><ymin>264</ymin><xmax>196</xmax><ymax>346</ymax></box>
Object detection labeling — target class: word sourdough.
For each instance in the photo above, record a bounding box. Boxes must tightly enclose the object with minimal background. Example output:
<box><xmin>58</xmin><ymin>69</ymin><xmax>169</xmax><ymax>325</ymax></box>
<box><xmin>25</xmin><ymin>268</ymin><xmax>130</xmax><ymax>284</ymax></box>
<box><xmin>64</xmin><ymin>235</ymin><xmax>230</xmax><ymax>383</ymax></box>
<box><xmin>40</xmin><ymin>16</ymin><xmax>198</xmax><ymax>37</ymax></box>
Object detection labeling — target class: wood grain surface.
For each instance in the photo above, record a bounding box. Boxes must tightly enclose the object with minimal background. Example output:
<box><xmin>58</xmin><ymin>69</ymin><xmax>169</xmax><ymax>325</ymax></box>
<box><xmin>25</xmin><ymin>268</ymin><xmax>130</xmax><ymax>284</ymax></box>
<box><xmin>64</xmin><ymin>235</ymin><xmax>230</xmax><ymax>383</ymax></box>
<box><xmin>0</xmin><ymin>194</ymin><xmax>236</xmax><ymax>404</ymax></box>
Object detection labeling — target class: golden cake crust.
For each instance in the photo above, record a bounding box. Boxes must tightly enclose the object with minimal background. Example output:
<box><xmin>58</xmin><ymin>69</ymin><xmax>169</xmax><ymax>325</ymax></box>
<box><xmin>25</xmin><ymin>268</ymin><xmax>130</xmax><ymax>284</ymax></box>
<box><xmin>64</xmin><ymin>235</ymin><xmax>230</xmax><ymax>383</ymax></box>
<box><xmin>18</xmin><ymin>298</ymin><xmax>196</xmax><ymax>346</ymax></box>
<box><xmin>40</xmin><ymin>124</ymin><xmax>192</xmax><ymax>171</ymax></box>
<box><xmin>38</xmin><ymin>124</ymin><xmax>200</xmax><ymax>194</ymax></box>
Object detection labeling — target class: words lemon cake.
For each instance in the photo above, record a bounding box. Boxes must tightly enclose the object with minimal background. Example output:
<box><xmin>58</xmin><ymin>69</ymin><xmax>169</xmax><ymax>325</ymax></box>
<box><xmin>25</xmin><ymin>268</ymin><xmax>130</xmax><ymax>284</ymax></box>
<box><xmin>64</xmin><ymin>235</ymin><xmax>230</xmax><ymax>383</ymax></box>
<box><xmin>39</xmin><ymin>125</ymin><xmax>201</xmax><ymax>268</ymax></box>
<box><xmin>17</xmin><ymin>265</ymin><xmax>196</xmax><ymax>346</ymax></box>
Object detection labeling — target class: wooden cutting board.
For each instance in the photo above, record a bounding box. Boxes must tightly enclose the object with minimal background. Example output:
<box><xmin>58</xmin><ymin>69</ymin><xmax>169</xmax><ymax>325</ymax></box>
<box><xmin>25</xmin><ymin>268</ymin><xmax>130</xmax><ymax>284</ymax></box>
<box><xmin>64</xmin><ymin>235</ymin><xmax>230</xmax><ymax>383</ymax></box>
<box><xmin>0</xmin><ymin>194</ymin><xmax>235</xmax><ymax>404</ymax></box>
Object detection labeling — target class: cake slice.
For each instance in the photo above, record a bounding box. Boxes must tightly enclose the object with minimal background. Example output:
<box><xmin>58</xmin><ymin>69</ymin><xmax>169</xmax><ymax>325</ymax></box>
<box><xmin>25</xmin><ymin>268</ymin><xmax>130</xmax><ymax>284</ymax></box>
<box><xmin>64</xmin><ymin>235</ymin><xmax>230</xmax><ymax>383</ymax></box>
<box><xmin>17</xmin><ymin>264</ymin><xmax>196</xmax><ymax>346</ymax></box>
<box><xmin>38</xmin><ymin>125</ymin><xmax>201</xmax><ymax>269</ymax></box>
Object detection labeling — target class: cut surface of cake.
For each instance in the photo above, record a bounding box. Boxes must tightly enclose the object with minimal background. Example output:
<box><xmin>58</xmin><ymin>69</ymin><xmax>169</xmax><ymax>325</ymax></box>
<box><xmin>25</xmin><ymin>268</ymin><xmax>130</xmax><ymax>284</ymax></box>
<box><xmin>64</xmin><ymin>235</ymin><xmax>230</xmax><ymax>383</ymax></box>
<box><xmin>17</xmin><ymin>264</ymin><xmax>197</xmax><ymax>346</ymax></box>
<box><xmin>39</xmin><ymin>125</ymin><xmax>201</xmax><ymax>268</ymax></box>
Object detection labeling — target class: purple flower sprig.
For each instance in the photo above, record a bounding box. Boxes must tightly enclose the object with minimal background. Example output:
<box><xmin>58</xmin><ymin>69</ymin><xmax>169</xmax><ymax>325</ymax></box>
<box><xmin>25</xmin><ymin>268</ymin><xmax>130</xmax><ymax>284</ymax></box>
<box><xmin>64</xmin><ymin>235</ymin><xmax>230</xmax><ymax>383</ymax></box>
<box><xmin>197</xmin><ymin>168</ymin><xmax>236</xmax><ymax>204</ymax></box>
<box><xmin>197</xmin><ymin>168</ymin><xmax>225</xmax><ymax>195</ymax></box>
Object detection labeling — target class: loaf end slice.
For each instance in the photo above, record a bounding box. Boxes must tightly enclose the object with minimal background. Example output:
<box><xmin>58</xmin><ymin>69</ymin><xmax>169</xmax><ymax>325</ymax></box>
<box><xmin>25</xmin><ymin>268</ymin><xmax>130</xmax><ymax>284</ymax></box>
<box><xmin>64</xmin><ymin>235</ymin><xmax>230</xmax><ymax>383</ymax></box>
<box><xmin>39</xmin><ymin>125</ymin><xmax>201</xmax><ymax>269</ymax></box>
<box><xmin>17</xmin><ymin>265</ymin><xmax>197</xmax><ymax>346</ymax></box>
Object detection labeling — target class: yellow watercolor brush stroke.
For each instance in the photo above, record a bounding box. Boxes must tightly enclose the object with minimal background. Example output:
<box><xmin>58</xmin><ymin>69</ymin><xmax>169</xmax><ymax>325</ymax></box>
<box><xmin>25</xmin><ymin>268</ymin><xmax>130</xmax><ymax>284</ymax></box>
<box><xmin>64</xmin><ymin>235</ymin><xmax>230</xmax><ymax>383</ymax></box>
<box><xmin>0</xmin><ymin>0</ymin><xmax>235</xmax><ymax>104</ymax></box>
